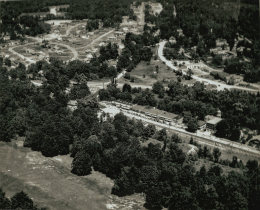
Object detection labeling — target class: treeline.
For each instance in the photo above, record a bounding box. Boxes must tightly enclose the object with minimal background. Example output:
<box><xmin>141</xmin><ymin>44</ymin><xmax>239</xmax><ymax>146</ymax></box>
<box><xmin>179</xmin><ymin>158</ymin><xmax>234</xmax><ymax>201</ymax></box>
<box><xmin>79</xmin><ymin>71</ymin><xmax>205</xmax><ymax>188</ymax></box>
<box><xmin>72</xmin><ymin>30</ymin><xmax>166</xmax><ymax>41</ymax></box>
<box><xmin>68</xmin><ymin>0</ymin><xmax>135</xmax><ymax>21</ymax></box>
<box><xmin>1</xmin><ymin>14</ymin><xmax>51</xmax><ymax>38</ymax></box>
<box><xmin>0</xmin><ymin>188</ymin><xmax>47</xmax><ymax>210</ymax></box>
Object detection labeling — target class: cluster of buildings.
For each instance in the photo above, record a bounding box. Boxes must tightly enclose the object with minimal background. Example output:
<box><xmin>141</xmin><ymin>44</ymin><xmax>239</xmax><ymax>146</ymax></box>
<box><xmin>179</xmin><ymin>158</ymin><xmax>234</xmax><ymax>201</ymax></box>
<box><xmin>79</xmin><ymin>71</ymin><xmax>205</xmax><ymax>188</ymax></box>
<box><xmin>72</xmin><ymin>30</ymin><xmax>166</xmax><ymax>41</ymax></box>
<box><xmin>102</xmin><ymin>101</ymin><xmax>224</xmax><ymax>134</ymax></box>
<box><xmin>198</xmin><ymin>111</ymin><xmax>222</xmax><ymax>131</ymax></box>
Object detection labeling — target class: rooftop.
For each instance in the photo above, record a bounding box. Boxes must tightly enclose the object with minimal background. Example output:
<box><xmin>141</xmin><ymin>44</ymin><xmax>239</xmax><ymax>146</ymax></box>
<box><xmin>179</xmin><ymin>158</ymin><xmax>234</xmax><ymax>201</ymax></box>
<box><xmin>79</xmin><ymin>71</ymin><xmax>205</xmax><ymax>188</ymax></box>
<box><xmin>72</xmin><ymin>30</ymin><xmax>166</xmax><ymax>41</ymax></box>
<box><xmin>207</xmin><ymin>117</ymin><xmax>222</xmax><ymax>125</ymax></box>
<box><xmin>68</xmin><ymin>100</ymin><xmax>78</xmax><ymax>106</ymax></box>
<box><xmin>198</xmin><ymin>120</ymin><xmax>206</xmax><ymax>127</ymax></box>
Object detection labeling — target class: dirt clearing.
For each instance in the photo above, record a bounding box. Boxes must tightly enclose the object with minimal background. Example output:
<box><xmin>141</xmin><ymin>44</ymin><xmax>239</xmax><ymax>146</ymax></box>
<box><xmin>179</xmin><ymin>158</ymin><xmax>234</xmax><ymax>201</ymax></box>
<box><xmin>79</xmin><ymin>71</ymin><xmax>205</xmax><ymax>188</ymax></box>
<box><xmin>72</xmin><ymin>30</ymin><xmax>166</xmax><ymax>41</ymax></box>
<box><xmin>0</xmin><ymin>141</ymin><xmax>145</xmax><ymax>210</ymax></box>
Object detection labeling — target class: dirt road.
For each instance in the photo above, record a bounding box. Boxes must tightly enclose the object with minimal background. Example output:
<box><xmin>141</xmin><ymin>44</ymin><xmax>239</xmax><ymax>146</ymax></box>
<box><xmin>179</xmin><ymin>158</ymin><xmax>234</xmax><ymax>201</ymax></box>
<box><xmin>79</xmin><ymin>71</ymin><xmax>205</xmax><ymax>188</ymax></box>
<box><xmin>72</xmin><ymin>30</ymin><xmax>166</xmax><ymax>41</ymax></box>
<box><xmin>158</xmin><ymin>41</ymin><xmax>259</xmax><ymax>92</ymax></box>
<box><xmin>66</xmin><ymin>23</ymin><xmax>86</xmax><ymax>36</ymax></box>
<box><xmin>76</xmin><ymin>29</ymin><xmax>115</xmax><ymax>50</ymax></box>
<box><xmin>49</xmin><ymin>42</ymin><xmax>78</xmax><ymax>61</ymax></box>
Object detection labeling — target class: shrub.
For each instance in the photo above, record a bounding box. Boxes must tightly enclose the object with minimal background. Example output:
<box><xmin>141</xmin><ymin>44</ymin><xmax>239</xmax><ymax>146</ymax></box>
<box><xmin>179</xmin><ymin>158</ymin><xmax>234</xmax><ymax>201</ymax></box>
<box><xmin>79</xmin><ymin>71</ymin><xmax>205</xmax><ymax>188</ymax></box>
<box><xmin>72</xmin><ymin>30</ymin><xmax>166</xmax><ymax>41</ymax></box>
<box><xmin>124</xmin><ymin>72</ymin><xmax>131</xmax><ymax>79</ymax></box>
<box><xmin>130</xmin><ymin>77</ymin><xmax>135</xmax><ymax>82</ymax></box>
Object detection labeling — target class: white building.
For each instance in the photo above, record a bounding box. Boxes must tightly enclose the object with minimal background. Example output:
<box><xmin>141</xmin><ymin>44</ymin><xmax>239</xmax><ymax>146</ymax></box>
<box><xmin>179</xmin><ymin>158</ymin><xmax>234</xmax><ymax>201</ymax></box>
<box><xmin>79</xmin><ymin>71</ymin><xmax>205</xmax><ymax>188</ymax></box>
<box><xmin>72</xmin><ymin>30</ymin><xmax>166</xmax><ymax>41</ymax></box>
<box><xmin>186</xmin><ymin>62</ymin><xmax>206</xmax><ymax>69</ymax></box>
<box><xmin>67</xmin><ymin>100</ymin><xmax>78</xmax><ymax>111</ymax></box>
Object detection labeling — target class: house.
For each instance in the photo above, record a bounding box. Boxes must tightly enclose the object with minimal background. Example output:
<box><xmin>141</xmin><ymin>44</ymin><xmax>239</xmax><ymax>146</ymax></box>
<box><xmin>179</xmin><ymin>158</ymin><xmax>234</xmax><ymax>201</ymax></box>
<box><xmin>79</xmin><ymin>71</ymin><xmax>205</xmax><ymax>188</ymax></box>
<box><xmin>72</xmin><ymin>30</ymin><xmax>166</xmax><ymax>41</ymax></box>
<box><xmin>82</xmin><ymin>35</ymin><xmax>89</xmax><ymax>39</ymax></box>
<box><xmin>53</xmin><ymin>29</ymin><xmax>60</xmax><ymax>34</ymax></box>
<box><xmin>191</xmin><ymin>46</ymin><xmax>197</xmax><ymax>51</ymax></box>
<box><xmin>186</xmin><ymin>62</ymin><xmax>205</xmax><ymax>69</ymax></box>
<box><xmin>38</xmin><ymin>70</ymin><xmax>44</xmax><ymax>76</ymax></box>
<box><xmin>198</xmin><ymin>120</ymin><xmax>207</xmax><ymax>130</ymax></box>
<box><xmin>239</xmin><ymin>82</ymin><xmax>250</xmax><ymax>87</ymax></box>
<box><xmin>108</xmin><ymin>36</ymin><xmax>117</xmax><ymax>40</ymax></box>
<box><xmin>3</xmin><ymin>36</ymin><xmax>10</xmax><ymax>40</ymax></box>
<box><xmin>67</xmin><ymin>100</ymin><xmax>78</xmax><ymax>111</ymax></box>
<box><xmin>226</xmin><ymin>75</ymin><xmax>243</xmax><ymax>83</ymax></box>
<box><xmin>31</xmin><ymin>80</ymin><xmax>43</xmax><ymax>87</ymax></box>
<box><xmin>169</xmin><ymin>36</ymin><xmax>176</xmax><ymax>44</ymax></box>
<box><xmin>115</xmin><ymin>31</ymin><xmax>124</xmax><ymax>36</ymax></box>
<box><xmin>177</xmin><ymin>29</ymin><xmax>183</xmax><ymax>36</ymax></box>
<box><xmin>87</xmin><ymin>32</ymin><xmax>94</xmax><ymax>36</ymax></box>
<box><xmin>99</xmin><ymin>42</ymin><xmax>107</xmax><ymax>47</ymax></box>
<box><xmin>57</xmin><ymin>37</ymin><xmax>62</xmax><ymax>41</ymax></box>
<box><xmin>123</xmin><ymin>27</ymin><xmax>129</xmax><ymax>32</ymax></box>
<box><xmin>205</xmin><ymin>115</ymin><xmax>222</xmax><ymax>131</ymax></box>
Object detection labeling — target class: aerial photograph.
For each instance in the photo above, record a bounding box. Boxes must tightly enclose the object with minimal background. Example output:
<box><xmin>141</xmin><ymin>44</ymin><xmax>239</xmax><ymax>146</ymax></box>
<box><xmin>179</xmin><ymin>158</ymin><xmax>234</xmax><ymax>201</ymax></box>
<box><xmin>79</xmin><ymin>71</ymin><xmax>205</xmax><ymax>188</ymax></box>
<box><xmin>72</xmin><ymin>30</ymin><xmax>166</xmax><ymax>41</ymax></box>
<box><xmin>0</xmin><ymin>0</ymin><xmax>259</xmax><ymax>209</ymax></box>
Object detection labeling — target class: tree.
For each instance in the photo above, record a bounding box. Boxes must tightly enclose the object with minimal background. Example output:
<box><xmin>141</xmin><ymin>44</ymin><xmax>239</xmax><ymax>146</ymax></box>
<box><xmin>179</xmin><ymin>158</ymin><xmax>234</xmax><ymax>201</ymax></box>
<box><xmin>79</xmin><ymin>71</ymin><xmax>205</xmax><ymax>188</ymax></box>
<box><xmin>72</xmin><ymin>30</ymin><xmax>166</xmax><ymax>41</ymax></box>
<box><xmin>155</xmin><ymin>65</ymin><xmax>159</xmax><ymax>74</ymax></box>
<box><xmin>171</xmin><ymin>133</ymin><xmax>182</xmax><ymax>143</ymax></box>
<box><xmin>187</xmin><ymin>69</ymin><xmax>194</xmax><ymax>80</ymax></box>
<box><xmin>124</xmin><ymin>72</ymin><xmax>131</xmax><ymax>79</ymax></box>
<box><xmin>187</xmin><ymin>118</ymin><xmax>199</xmax><ymax>133</ymax></box>
<box><xmin>4</xmin><ymin>58</ymin><xmax>11</xmax><ymax>67</ymax></box>
<box><xmin>152</xmin><ymin>81</ymin><xmax>164</xmax><ymax>94</ymax></box>
<box><xmin>157</xmin><ymin>128</ymin><xmax>167</xmax><ymax>142</ymax></box>
<box><xmin>122</xmin><ymin>83</ymin><xmax>131</xmax><ymax>93</ymax></box>
<box><xmin>212</xmin><ymin>54</ymin><xmax>223</xmax><ymax>66</ymax></box>
<box><xmin>213</xmin><ymin>148</ymin><xmax>221</xmax><ymax>163</ymax></box>
<box><xmin>71</xmin><ymin>151</ymin><xmax>92</xmax><ymax>176</ymax></box>
<box><xmin>215</xmin><ymin>120</ymin><xmax>230</xmax><ymax>138</ymax></box>
<box><xmin>11</xmin><ymin>191</ymin><xmax>34</xmax><ymax>210</ymax></box>
<box><xmin>0</xmin><ymin>188</ymin><xmax>11</xmax><ymax>209</ymax></box>
<box><xmin>230</xmin><ymin>128</ymin><xmax>241</xmax><ymax>142</ymax></box>
<box><xmin>145</xmin><ymin>186</ymin><xmax>163</xmax><ymax>209</ymax></box>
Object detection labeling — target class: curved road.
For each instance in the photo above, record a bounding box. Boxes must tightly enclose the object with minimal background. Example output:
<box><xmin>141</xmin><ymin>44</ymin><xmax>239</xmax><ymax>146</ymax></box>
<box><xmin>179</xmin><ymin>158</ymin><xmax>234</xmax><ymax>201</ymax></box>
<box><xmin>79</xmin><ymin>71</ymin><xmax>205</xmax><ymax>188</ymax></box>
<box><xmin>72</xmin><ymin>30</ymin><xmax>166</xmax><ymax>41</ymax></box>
<box><xmin>158</xmin><ymin>41</ymin><xmax>259</xmax><ymax>92</ymax></box>
<box><xmin>49</xmin><ymin>42</ymin><xmax>78</xmax><ymax>61</ymax></box>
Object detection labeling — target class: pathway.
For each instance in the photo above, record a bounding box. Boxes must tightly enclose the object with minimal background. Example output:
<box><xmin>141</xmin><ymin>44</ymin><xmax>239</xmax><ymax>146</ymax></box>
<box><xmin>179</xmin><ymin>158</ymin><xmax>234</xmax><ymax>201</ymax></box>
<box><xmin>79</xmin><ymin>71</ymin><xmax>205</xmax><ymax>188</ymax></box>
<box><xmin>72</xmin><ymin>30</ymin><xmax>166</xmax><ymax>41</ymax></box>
<box><xmin>158</xmin><ymin>41</ymin><xmax>259</xmax><ymax>92</ymax></box>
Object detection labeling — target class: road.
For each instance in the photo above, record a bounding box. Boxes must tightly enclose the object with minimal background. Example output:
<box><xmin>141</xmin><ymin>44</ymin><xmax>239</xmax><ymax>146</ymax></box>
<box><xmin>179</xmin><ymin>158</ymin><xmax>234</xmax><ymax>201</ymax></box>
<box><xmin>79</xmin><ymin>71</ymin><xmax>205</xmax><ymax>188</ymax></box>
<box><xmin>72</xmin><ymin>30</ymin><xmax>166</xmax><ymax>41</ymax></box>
<box><xmin>139</xmin><ymin>2</ymin><xmax>145</xmax><ymax>25</ymax></box>
<box><xmin>49</xmin><ymin>42</ymin><xmax>78</xmax><ymax>61</ymax></box>
<box><xmin>65</xmin><ymin>23</ymin><xmax>86</xmax><ymax>36</ymax></box>
<box><xmin>9</xmin><ymin>43</ymin><xmax>37</xmax><ymax>64</ymax></box>
<box><xmin>158</xmin><ymin>41</ymin><xmax>259</xmax><ymax>92</ymax></box>
<box><xmin>76</xmin><ymin>29</ymin><xmax>115</xmax><ymax>50</ymax></box>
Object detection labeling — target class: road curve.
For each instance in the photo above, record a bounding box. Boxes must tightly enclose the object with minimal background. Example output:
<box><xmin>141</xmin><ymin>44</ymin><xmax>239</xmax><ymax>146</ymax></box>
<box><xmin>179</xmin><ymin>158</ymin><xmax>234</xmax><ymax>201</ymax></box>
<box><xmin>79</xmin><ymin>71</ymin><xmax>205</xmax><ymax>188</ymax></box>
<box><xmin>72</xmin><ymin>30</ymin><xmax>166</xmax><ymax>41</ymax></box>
<box><xmin>158</xmin><ymin>41</ymin><xmax>259</xmax><ymax>92</ymax></box>
<box><xmin>49</xmin><ymin>42</ymin><xmax>78</xmax><ymax>61</ymax></box>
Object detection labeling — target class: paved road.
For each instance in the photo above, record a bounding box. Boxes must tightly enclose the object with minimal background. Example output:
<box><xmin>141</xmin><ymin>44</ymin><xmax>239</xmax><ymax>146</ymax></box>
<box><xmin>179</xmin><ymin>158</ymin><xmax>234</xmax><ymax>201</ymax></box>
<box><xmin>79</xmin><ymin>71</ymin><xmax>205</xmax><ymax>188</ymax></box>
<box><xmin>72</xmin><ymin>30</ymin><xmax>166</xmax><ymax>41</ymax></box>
<box><xmin>158</xmin><ymin>41</ymin><xmax>259</xmax><ymax>92</ymax></box>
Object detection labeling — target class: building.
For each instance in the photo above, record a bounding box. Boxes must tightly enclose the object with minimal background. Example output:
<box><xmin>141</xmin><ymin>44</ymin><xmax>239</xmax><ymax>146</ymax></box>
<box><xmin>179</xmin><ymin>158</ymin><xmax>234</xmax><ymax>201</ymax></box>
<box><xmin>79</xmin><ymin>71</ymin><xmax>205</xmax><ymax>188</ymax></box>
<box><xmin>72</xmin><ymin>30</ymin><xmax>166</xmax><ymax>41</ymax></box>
<box><xmin>169</xmin><ymin>36</ymin><xmax>176</xmax><ymax>44</ymax></box>
<box><xmin>67</xmin><ymin>100</ymin><xmax>78</xmax><ymax>111</ymax></box>
<box><xmin>115</xmin><ymin>31</ymin><xmax>124</xmax><ymax>36</ymax></box>
<box><xmin>198</xmin><ymin>120</ymin><xmax>207</xmax><ymax>130</ymax></box>
<box><xmin>205</xmin><ymin>115</ymin><xmax>222</xmax><ymax>131</ymax></box>
<box><xmin>186</xmin><ymin>62</ymin><xmax>206</xmax><ymax>69</ymax></box>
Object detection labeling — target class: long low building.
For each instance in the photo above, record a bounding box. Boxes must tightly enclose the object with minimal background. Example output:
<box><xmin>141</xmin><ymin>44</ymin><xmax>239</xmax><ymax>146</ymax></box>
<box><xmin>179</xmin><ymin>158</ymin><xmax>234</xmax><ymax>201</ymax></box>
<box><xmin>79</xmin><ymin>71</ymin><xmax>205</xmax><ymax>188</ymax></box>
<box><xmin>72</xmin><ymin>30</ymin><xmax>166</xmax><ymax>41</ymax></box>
<box><xmin>186</xmin><ymin>62</ymin><xmax>206</xmax><ymax>69</ymax></box>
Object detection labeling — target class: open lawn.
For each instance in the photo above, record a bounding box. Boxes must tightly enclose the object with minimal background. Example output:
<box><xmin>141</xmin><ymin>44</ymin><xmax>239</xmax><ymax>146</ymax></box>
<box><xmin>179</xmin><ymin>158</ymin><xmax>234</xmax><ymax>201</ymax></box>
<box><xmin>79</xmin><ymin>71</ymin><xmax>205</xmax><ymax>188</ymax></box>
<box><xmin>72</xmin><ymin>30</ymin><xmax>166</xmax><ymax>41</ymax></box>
<box><xmin>119</xmin><ymin>57</ymin><xmax>179</xmax><ymax>86</ymax></box>
<box><xmin>0</xmin><ymin>140</ymin><xmax>146</xmax><ymax>210</ymax></box>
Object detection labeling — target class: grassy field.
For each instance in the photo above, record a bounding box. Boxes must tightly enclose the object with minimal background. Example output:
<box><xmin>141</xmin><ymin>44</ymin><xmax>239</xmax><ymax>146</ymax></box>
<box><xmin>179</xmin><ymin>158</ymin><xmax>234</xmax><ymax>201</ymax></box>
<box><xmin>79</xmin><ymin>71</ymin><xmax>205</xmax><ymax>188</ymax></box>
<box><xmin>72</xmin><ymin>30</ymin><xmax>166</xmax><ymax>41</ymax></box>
<box><xmin>0</xmin><ymin>140</ymin><xmax>146</xmax><ymax>210</ymax></box>
<box><xmin>119</xmin><ymin>57</ymin><xmax>178</xmax><ymax>86</ymax></box>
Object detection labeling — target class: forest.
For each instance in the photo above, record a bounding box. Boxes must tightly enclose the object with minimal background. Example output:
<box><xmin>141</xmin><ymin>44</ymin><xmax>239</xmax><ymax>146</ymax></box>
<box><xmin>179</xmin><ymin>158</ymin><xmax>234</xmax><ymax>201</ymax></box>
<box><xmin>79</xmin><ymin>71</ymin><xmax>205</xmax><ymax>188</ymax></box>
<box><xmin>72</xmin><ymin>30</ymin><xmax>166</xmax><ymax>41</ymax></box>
<box><xmin>1</xmin><ymin>57</ymin><xmax>260</xmax><ymax>209</ymax></box>
<box><xmin>1</xmin><ymin>0</ymin><xmax>260</xmax><ymax>209</ymax></box>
